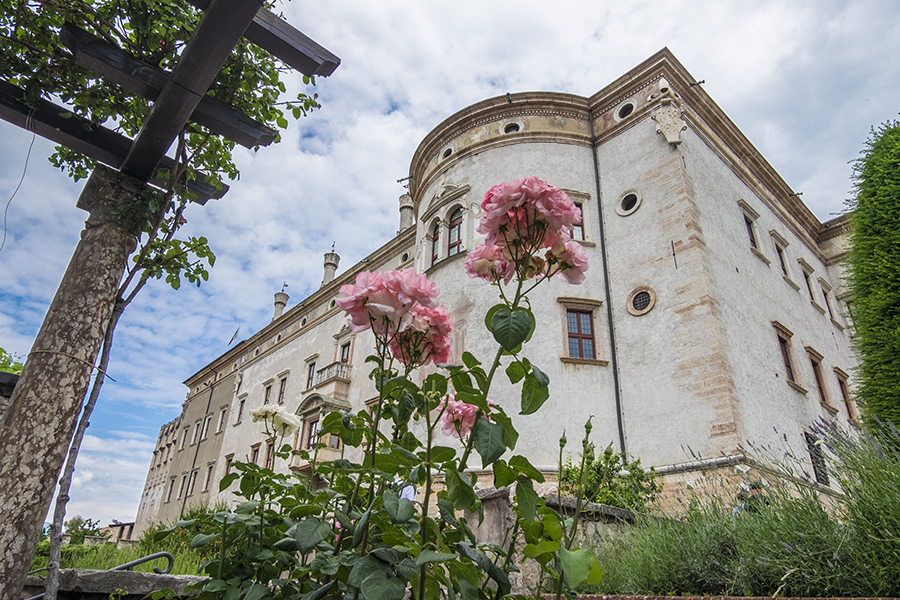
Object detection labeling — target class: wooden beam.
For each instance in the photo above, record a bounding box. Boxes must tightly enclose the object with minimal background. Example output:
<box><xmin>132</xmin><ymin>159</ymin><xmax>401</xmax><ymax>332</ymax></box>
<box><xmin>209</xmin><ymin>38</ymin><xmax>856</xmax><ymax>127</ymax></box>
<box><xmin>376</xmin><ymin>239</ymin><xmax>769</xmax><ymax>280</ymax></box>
<box><xmin>0</xmin><ymin>81</ymin><xmax>227</xmax><ymax>203</ymax></box>
<box><xmin>120</xmin><ymin>0</ymin><xmax>264</xmax><ymax>181</ymax></box>
<box><xmin>186</xmin><ymin>0</ymin><xmax>340</xmax><ymax>76</ymax></box>
<box><xmin>60</xmin><ymin>24</ymin><xmax>277</xmax><ymax>149</ymax></box>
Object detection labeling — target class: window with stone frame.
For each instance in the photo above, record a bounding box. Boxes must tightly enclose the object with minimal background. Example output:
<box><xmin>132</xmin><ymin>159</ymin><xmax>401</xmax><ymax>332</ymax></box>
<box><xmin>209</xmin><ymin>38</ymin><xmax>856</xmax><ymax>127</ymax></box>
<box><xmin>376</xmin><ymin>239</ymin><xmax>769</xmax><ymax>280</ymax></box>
<box><xmin>190</xmin><ymin>421</ymin><xmax>202</xmax><ymax>445</ymax></box>
<box><xmin>430</xmin><ymin>220</ymin><xmax>440</xmax><ymax>266</ymax></box>
<box><xmin>179</xmin><ymin>427</ymin><xmax>188</xmax><ymax>450</ymax></box>
<box><xmin>187</xmin><ymin>470</ymin><xmax>198</xmax><ymax>496</ymax></box>
<box><xmin>217</xmin><ymin>407</ymin><xmax>228</xmax><ymax>432</ymax></box>
<box><xmin>200</xmin><ymin>415</ymin><xmax>212</xmax><ymax>440</ymax></box>
<box><xmin>558</xmin><ymin>298</ymin><xmax>607</xmax><ymax>365</ymax></box>
<box><xmin>571</xmin><ymin>203</ymin><xmax>584</xmax><ymax>241</ymax></box>
<box><xmin>806</xmin><ymin>347</ymin><xmax>834</xmax><ymax>412</ymax></box>
<box><xmin>250</xmin><ymin>443</ymin><xmax>261</xmax><ymax>465</ymax></box>
<box><xmin>738</xmin><ymin>200</ymin><xmax>769</xmax><ymax>264</ymax></box>
<box><xmin>340</xmin><ymin>341</ymin><xmax>351</xmax><ymax>364</ymax></box>
<box><xmin>306</xmin><ymin>361</ymin><xmax>316</xmax><ymax>389</ymax></box>
<box><xmin>166</xmin><ymin>478</ymin><xmax>176</xmax><ymax>502</ymax></box>
<box><xmin>447</xmin><ymin>207</ymin><xmax>463</xmax><ymax>257</ymax></box>
<box><xmin>305</xmin><ymin>419</ymin><xmax>319</xmax><ymax>450</ymax></box>
<box><xmin>804</xmin><ymin>432</ymin><xmax>830</xmax><ymax>485</ymax></box>
<box><xmin>773</xmin><ymin>321</ymin><xmax>805</xmax><ymax>393</ymax></box>
<box><xmin>277</xmin><ymin>377</ymin><xmax>287</xmax><ymax>403</ymax></box>
<box><xmin>203</xmin><ymin>463</ymin><xmax>214</xmax><ymax>491</ymax></box>
<box><xmin>236</xmin><ymin>398</ymin><xmax>246</xmax><ymax>423</ymax></box>
<box><xmin>264</xmin><ymin>384</ymin><xmax>272</xmax><ymax>405</ymax></box>
<box><xmin>834</xmin><ymin>368</ymin><xmax>856</xmax><ymax>423</ymax></box>
<box><xmin>176</xmin><ymin>474</ymin><xmax>188</xmax><ymax>500</ymax></box>
<box><xmin>264</xmin><ymin>439</ymin><xmax>275</xmax><ymax>469</ymax></box>
<box><xmin>224</xmin><ymin>454</ymin><xmax>234</xmax><ymax>476</ymax></box>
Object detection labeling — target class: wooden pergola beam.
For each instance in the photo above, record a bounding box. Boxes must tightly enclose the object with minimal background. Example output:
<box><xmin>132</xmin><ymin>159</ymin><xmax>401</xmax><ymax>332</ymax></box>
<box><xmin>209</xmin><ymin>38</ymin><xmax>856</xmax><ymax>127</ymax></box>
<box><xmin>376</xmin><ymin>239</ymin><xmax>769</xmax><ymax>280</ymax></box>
<box><xmin>119</xmin><ymin>0</ymin><xmax>265</xmax><ymax>181</ymax></box>
<box><xmin>186</xmin><ymin>0</ymin><xmax>340</xmax><ymax>77</ymax></box>
<box><xmin>0</xmin><ymin>81</ymin><xmax>227</xmax><ymax>203</ymax></box>
<box><xmin>61</xmin><ymin>23</ymin><xmax>277</xmax><ymax>149</ymax></box>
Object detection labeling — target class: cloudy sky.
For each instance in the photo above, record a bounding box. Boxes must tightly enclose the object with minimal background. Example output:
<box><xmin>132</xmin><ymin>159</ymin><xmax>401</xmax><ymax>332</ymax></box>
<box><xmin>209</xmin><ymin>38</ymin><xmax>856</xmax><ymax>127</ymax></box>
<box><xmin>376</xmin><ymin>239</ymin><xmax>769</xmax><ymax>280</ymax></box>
<box><xmin>1</xmin><ymin>0</ymin><xmax>898</xmax><ymax>527</ymax></box>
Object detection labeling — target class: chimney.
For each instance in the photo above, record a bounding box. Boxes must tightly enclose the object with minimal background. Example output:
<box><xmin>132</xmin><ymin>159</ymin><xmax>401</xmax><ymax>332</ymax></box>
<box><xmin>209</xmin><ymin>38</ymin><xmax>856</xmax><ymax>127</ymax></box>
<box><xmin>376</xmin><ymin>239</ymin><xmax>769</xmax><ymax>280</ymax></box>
<box><xmin>273</xmin><ymin>290</ymin><xmax>289</xmax><ymax>321</ymax></box>
<box><xmin>398</xmin><ymin>193</ymin><xmax>414</xmax><ymax>232</ymax></box>
<box><xmin>322</xmin><ymin>248</ymin><xmax>340</xmax><ymax>287</ymax></box>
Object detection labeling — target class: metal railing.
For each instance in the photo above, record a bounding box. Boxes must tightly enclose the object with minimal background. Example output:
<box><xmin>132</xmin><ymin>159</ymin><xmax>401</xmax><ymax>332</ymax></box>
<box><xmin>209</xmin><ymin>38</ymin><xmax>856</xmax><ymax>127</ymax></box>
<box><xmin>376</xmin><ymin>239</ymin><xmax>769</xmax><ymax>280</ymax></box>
<box><xmin>26</xmin><ymin>552</ymin><xmax>174</xmax><ymax>600</ymax></box>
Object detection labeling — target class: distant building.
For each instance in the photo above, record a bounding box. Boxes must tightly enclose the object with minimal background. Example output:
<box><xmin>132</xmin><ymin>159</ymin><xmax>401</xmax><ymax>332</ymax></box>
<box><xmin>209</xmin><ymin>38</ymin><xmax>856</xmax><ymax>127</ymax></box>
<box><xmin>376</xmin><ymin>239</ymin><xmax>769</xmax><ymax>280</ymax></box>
<box><xmin>134</xmin><ymin>49</ymin><xmax>857</xmax><ymax>535</ymax></box>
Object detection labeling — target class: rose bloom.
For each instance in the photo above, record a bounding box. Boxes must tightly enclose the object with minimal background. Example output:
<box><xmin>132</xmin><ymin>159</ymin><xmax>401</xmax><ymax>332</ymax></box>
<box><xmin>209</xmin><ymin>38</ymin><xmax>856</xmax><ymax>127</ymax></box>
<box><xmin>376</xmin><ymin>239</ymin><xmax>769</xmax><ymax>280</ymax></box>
<box><xmin>548</xmin><ymin>240</ymin><xmax>589</xmax><ymax>285</ymax></box>
<box><xmin>439</xmin><ymin>395</ymin><xmax>496</xmax><ymax>438</ymax></box>
<box><xmin>464</xmin><ymin>244</ymin><xmax>515</xmax><ymax>284</ymax></box>
<box><xmin>336</xmin><ymin>269</ymin><xmax>439</xmax><ymax>335</ymax></box>
<box><xmin>477</xmin><ymin>176</ymin><xmax>581</xmax><ymax>249</ymax></box>
<box><xmin>389</xmin><ymin>305</ymin><xmax>453</xmax><ymax>366</ymax></box>
<box><xmin>272</xmin><ymin>410</ymin><xmax>302</xmax><ymax>437</ymax></box>
<box><xmin>250</xmin><ymin>405</ymin><xmax>280</xmax><ymax>423</ymax></box>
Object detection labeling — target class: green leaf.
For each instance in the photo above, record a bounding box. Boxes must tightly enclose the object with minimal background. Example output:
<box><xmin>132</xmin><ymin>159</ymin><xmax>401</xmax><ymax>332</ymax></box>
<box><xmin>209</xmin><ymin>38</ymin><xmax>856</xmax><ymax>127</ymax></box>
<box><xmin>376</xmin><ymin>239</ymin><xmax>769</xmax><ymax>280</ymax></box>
<box><xmin>360</xmin><ymin>568</ymin><xmax>408</xmax><ymax>600</ymax></box>
<box><xmin>348</xmin><ymin>555</ymin><xmax>384</xmax><ymax>587</ymax></box>
<box><xmin>515</xmin><ymin>475</ymin><xmax>538</xmax><ymax>523</ymax></box>
<box><xmin>301</xmin><ymin>581</ymin><xmax>335</xmax><ymax>600</ymax></box>
<box><xmin>202</xmin><ymin>579</ymin><xmax>228</xmax><ymax>592</ymax></box>
<box><xmin>461</xmin><ymin>351</ymin><xmax>481</xmax><ymax>369</ymax></box>
<box><xmin>472</xmin><ymin>418</ymin><xmax>506</xmax><ymax>467</ymax></box>
<box><xmin>429</xmin><ymin>446</ymin><xmax>457</xmax><ymax>463</ymax></box>
<box><xmin>523</xmin><ymin>539</ymin><xmax>560</xmax><ymax>558</ymax></box>
<box><xmin>491</xmin><ymin>411</ymin><xmax>518</xmax><ymax>450</ymax></box>
<box><xmin>490</xmin><ymin>307</ymin><xmax>533</xmax><ymax>351</ymax></box>
<box><xmin>423</xmin><ymin>373</ymin><xmax>447</xmax><ymax>397</ymax></box>
<box><xmin>383</xmin><ymin>490</ymin><xmax>416</xmax><ymax>523</ymax></box>
<box><xmin>352</xmin><ymin>509</ymin><xmax>371</xmax><ymax>548</ymax></box>
<box><xmin>484</xmin><ymin>303</ymin><xmax>506</xmax><ymax>332</ymax></box>
<box><xmin>506</xmin><ymin>361</ymin><xmax>526</xmax><ymax>384</ymax></box>
<box><xmin>492</xmin><ymin>460</ymin><xmax>516</xmax><ymax>488</ymax></box>
<box><xmin>520</xmin><ymin>371</ymin><xmax>550</xmax><ymax>415</ymax></box>
<box><xmin>445</xmin><ymin>468</ymin><xmax>477</xmax><ymax>510</ymax></box>
<box><xmin>559</xmin><ymin>546</ymin><xmax>595</xmax><ymax>588</ymax></box>
<box><xmin>189</xmin><ymin>533</ymin><xmax>219</xmax><ymax>549</ymax></box>
<box><xmin>585</xmin><ymin>557</ymin><xmax>604</xmax><ymax>585</ymax></box>
<box><xmin>531</xmin><ymin>363</ymin><xmax>549</xmax><ymax>387</ymax></box>
<box><xmin>218</xmin><ymin>472</ymin><xmax>239</xmax><ymax>492</ymax></box>
<box><xmin>277</xmin><ymin>517</ymin><xmax>330</xmax><ymax>554</ymax></box>
<box><xmin>371</xmin><ymin>547</ymin><xmax>405</xmax><ymax>564</ymax></box>
<box><xmin>243</xmin><ymin>583</ymin><xmax>269</xmax><ymax>600</ymax></box>
<box><xmin>509</xmin><ymin>455</ymin><xmax>545</xmax><ymax>483</ymax></box>
<box><xmin>415</xmin><ymin>550</ymin><xmax>457</xmax><ymax>566</ymax></box>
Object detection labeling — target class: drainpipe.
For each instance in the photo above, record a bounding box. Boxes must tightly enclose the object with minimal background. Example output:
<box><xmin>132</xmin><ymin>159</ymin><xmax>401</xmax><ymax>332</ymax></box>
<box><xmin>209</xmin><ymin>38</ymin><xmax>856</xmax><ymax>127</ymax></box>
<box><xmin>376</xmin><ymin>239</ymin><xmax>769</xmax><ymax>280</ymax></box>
<box><xmin>180</xmin><ymin>368</ymin><xmax>218</xmax><ymax>519</ymax></box>
<box><xmin>588</xmin><ymin>108</ymin><xmax>628</xmax><ymax>456</ymax></box>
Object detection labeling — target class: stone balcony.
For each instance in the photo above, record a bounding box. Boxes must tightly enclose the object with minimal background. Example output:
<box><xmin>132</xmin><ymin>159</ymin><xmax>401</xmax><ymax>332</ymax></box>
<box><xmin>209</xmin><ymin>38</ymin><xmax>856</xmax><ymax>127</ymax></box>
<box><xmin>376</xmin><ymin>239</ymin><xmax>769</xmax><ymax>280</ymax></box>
<box><xmin>312</xmin><ymin>361</ymin><xmax>352</xmax><ymax>400</ymax></box>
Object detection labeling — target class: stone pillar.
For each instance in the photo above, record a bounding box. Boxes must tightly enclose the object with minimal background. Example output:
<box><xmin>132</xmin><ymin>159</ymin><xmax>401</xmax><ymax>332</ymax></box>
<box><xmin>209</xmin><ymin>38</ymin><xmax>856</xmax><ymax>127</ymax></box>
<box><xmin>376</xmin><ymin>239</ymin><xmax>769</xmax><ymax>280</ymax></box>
<box><xmin>322</xmin><ymin>250</ymin><xmax>340</xmax><ymax>287</ymax></box>
<box><xmin>273</xmin><ymin>291</ymin><xmax>289</xmax><ymax>320</ymax></box>
<box><xmin>0</xmin><ymin>165</ymin><xmax>143</xmax><ymax>599</ymax></box>
<box><xmin>399</xmin><ymin>193</ymin><xmax>414</xmax><ymax>232</ymax></box>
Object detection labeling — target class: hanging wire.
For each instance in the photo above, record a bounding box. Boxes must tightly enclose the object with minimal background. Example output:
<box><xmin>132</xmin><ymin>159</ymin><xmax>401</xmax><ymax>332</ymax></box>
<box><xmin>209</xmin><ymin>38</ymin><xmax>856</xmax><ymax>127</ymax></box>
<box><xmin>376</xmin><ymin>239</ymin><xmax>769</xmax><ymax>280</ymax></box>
<box><xmin>0</xmin><ymin>108</ymin><xmax>38</xmax><ymax>256</ymax></box>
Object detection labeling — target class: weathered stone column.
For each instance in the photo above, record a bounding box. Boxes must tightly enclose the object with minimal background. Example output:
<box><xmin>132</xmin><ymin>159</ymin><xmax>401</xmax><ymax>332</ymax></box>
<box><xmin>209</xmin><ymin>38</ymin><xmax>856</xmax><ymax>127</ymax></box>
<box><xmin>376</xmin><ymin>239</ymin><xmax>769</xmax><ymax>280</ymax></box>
<box><xmin>0</xmin><ymin>165</ymin><xmax>143</xmax><ymax>599</ymax></box>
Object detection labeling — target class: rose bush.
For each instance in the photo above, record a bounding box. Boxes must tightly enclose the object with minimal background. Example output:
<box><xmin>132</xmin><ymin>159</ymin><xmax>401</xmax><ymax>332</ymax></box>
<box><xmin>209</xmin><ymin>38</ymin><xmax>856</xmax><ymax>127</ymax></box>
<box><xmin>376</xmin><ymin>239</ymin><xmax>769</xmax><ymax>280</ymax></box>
<box><xmin>158</xmin><ymin>177</ymin><xmax>601</xmax><ymax>600</ymax></box>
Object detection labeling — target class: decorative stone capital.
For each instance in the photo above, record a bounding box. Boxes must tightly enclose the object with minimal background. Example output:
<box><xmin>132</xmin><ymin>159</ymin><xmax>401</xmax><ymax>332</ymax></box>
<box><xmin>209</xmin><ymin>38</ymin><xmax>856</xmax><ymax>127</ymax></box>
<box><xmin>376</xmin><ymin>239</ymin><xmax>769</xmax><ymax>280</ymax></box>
<box><xmin>652</xmin><ymin>95</ymin><xmax>687</xmax><ymax>145</ymax></box>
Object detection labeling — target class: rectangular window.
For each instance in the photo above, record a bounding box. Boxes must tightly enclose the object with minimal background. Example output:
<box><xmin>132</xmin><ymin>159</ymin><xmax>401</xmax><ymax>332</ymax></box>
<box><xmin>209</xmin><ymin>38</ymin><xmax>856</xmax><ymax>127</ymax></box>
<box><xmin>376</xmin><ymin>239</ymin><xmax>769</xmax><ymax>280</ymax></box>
<box><xmin>775</xmin><ymin>244</ymin><xmax>787</xmax><ymax>276</ymax></box>
<box><xmin>778</xmin><ymin>334</ymin><xmax>795</xmax><ymax>382</ymax></box>
<box><xmin>307</xmin><ymin>362</ymin><xmax>316</xmax><ymax>389</ymax></box>
<box><xmin>328</xmin><ymin>433</ymin><xmax>340</xmax><ymax>449</ymax></box>
<box><xmin>340</xmin><ymin>342</ymin><xmax>351</xmax><ymax>364</ymax></box>
<box><xmin>306</xmin><ymin>419</ymin><xmax>319</xmax><ymax>450</ymax></box>
<box><xmin>566</xmin><ymin>309</ymin><xmax>595</xmax><ymax>359</ymax></box>
<box><xmin>224</xmin><ymin>454</ymin><xmax>234</xmax><ymax>476</ymax></box>
<box><xmin>190</xmin><ymin>421</ymin><xmax>202</xmax><ymax>445</ymax></box>
<box><xmin>744</xmin><ymin>215</ymin><xmax>758</xmax><ymax>249</ymax></box>
<box><xmin>571</xmin><ymin>203</ymin><xmax>584</xmax><ymax>241</ymax></box>
<box><xmin>200</xmin><ymin>415</ymin><xmax>212</xmax><ymax>440</ymax></box>
<box><xmin>264</xmin><ymin>385</ymin><xmax>272</xmax><ymax>405</ymax></box>
<box><xmin>217</xmin><ymin>408</ymin><xmax>227</xmax><ymax>432</ymax></box>
<box><xmin>265</xmin><ymin>440</ymin><xmax>275</xmax><ymax>469</ymax></box>
<box><xmin>808</xmin><ymin>351</ymin><xmax>830</xmax><ymax>407</ymax></box>
<box><xmin>835</xmin><ymin>370</ymin><xmax>855</xmax><ymax>422</ymax></box>
<box><xmin>277</xmin><ymin>378</ymin><xmax>287</xmax><ymax>404</ymax></box>
<box><xmin>187</xmin><ymin>470</ymin><xmax>198</xmax><ymax>496</ymax></box>
<box><xmin>448</xmin><ymin>208</ymin><xmax>463</xmax><ymax>256</ymax></box>
<box><xmin>802</xmin><ymin>270</ymin><xmax>814</xmax><ymax>301</ymax></box>
<box><xmin>250</xmin><ymin>443</ymin><xmax>261</xmax><ymax>465</ymax></box>
<box><xmin>179</xmin><ymin>427</ymin><xmax>188</xmax><ymax>450</ymax></box>
<box><xmin>203</xmin><ymin>464</ymin><xmax>214</xmax><ymax>491</ymax></box>
<box><xmin>431</xmin><ymin>224</ymin><xmax>440</xmax><ymax>266</ymax></box>
<box><xmin>166</xmin><ymin>478</ymin><xmax>176</xmax><ymax>503</ymax></box>
<box><xmin>236</xmin><ymin>399</ymin><xmax>245</xmax><ymax>423</ymax></box>
<box><xmin>176</xmin><ymin>474</ymin><xmax>188</xmax><ymax>500</ymax></box>
<box><xmin>804</xmin><ymin>432</ymin><xmax>829</xmax><ymax>485</ymax></box>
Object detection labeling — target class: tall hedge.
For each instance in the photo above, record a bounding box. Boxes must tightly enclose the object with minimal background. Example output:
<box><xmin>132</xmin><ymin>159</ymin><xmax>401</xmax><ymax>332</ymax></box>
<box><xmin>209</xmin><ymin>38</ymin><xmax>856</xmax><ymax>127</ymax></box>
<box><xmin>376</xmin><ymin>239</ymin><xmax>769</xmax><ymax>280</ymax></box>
<box><xmin>848</xmin><ymin>121</ymin><xmax>900</xmax><ymax>431</ymax></box>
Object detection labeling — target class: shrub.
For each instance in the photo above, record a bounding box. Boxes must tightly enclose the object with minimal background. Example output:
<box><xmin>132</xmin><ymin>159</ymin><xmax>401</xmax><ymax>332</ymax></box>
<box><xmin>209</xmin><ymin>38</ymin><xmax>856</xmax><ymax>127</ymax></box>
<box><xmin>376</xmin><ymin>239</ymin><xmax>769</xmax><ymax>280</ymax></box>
<box><xmin>560</xmin><ymin>444</ymin><xmax>660</xmax><ymax>512</ymax></box>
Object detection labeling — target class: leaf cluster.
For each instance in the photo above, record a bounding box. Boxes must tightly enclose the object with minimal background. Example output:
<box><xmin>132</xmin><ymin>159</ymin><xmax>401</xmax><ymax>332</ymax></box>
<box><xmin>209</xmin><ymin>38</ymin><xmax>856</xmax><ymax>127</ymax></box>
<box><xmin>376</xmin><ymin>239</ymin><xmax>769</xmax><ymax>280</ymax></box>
<box><xmin>0</xmin><ymin>347</ymin><xmax>24</xmax><ymax>375</ymax></box>
<box><xmin>559</xmin><ymin>446</ymin><xmax>661</xmax><ymax>512</ymax></box>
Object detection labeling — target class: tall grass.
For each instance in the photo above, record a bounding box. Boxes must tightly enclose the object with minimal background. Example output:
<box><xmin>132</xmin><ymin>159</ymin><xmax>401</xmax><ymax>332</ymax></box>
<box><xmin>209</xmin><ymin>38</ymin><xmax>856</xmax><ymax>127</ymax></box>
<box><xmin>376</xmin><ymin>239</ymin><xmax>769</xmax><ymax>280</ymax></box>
<box><xmin>591</xmin><ymin>421</ymin><xmax>900</xmax><ymax>597</ymax></box>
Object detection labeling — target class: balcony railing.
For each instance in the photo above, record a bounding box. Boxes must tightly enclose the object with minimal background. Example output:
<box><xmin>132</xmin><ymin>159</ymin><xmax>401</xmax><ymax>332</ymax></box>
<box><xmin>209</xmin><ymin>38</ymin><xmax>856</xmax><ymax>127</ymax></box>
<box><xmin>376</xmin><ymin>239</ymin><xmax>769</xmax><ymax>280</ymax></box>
<box><xmin>314</xmin><ymin>361</ymin><xmax>351</xmax><ymax>386</ymax></box>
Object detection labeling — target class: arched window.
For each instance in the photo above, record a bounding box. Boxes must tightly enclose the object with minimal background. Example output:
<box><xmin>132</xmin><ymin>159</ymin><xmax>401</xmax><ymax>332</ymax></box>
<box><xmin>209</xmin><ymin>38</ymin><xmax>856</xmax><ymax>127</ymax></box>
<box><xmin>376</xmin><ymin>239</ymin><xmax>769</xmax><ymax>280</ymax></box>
<box><xmin>431</xmin><ymin>221</ymin><xmax>440</xmax><ymax>266</ymax></box>
<box><xmin>447</xmin><ymin>208</ymin><xmax>463</xmax><ymax>257</ymax></box>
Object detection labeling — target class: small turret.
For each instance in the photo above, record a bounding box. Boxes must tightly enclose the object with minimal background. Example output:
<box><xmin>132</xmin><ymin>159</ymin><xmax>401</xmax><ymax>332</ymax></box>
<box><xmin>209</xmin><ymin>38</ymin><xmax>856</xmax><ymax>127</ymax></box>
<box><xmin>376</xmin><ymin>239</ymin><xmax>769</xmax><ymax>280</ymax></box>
<box><xmin>322</xmin><ymin>246</ymin><xmax>340</xmax><ymax>287</ymax></box>
<box><xmin>399</xmin><ymin>193</ymin><xmax>414</xmax><ymax>233</ymax></box>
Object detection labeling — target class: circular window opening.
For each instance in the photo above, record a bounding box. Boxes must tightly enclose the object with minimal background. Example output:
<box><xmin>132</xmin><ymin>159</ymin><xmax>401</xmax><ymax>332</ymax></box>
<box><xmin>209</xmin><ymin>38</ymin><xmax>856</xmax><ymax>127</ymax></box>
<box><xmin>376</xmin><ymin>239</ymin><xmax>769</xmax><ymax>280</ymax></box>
<box><xmin>442</xmin><ymin>148</ymin><xmax>453</xmax><ymax>160</ymax></box>
<box><xmin>401</xmin><ymin>252</ymin><xmax>409</xmax><ymax>262</ymax></box>
<box><xmin>616</xmin><ymin>189</ymin><xmax>642</xmax><ymax>216</ymax></box>
<box><xmin>330</xmin><ymin>299</ymin><xmax>336</xmax><ymax>308</ymax></box>
<box><xmin>254</xmin><ymin>348</ymin><xmax>260</xmax><ymax>356</ymax></box>
<box><xmin>627</xmin><ymin>286</ymin><xmax>657</xmax><ymax>316</ymax></box>
<box><xmin>617</xmin><ymin>102</ymin><xmax>635</xmax><ymax>119</ymax></box>
<box><xmin>301</xmin><ymin>317</ymin><xmax>307</xmax><ymax>326</ymax></box>
<box><xmin>504</xmin><ymin>123</ymin><xmax>520</xmax><ymax>134</ymax></box>
<box><xmin>276</xmin><ymin>334</ymin><xmax>282</xmax><ymax>342</ymax></box>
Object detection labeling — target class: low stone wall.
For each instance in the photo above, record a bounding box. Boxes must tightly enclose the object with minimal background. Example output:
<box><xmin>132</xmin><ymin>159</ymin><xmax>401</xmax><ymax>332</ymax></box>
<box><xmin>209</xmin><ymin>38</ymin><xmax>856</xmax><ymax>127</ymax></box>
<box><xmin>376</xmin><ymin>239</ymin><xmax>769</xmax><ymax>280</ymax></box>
<box><xmin>22</xmin><ymin>570</ymin><xmax>205</xmax><ymax>600</ymax></box>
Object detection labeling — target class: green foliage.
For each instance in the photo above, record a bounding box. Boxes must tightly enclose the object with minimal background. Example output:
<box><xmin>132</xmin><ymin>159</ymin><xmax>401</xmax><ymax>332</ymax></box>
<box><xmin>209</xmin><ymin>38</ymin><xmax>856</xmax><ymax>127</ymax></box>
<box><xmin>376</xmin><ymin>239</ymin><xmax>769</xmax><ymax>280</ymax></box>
<box><xmin>64</xmin><ymin>515</ymin><xmax>102</xmax><ymax>545</ymax></box>
<box><xmin>560</xmin><ymin>444</ymin><xmax>661</xmax><ymax>512</ymax></box>
<box><xmin>847</xmin><ymin>121</ymin><xmax>900</xmax><ymax>432</ymax></box>
<box><xmin>589</xmin><ymin>420</ymin><xmax>900</xmax><ymax>597</ymax></box>
<box><xmin>0</xmin><ymin>347</ymin><xmax>24</xmax><ymax>375</ymax></box>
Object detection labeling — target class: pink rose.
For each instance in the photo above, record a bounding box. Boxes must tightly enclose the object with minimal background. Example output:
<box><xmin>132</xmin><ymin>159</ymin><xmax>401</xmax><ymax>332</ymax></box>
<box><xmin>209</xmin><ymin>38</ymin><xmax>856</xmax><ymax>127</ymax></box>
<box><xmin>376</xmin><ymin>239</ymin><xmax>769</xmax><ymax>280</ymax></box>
<box><xmin>549</xmin><ymin>240</ymin><xmax>589</xmax><ymax>285</ymax></box>
<box><xmin>464</xmin><ymin>244</ymin><xmax>516</xmax><ymax>285</ymax></box>
<box><xmin>389</xmin><ymin>305</ymin><xmax>453</xmax><ymax>366</ymax></box>
<box><xmin>335</xmin><ymin>269</ymin><xmax>440</xmax><ymax>335</ymax></box>
<box><xmin>439</xmin><ymin>395</ymin><xmax>479</xmax><ymax>438</ymax></box>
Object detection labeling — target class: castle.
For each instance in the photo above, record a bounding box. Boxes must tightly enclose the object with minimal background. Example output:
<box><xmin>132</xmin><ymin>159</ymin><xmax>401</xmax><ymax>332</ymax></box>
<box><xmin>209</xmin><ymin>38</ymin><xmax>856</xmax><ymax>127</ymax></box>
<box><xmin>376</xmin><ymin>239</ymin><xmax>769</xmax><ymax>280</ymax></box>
<box><xmin>134</xmin><ymin>49</ymin><xmax>857</xmax><ymax>534</ymax></box>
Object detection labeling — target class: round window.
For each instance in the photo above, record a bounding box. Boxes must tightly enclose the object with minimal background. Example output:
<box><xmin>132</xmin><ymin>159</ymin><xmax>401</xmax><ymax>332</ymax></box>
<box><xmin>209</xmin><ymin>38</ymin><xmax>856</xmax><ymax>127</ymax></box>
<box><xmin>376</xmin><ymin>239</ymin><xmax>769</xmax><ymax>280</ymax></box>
<box><xmin>615</xmin><ymin>100</ymin><xmax>636</xmax><ymax>121</ymax></box>
<box><xmin>442</xmin><ymin>148</ymin><xmax>453</xmax><ymax>160</ymax></box>
<box><xmin>330</xmin><ymin>299</ymin><xmax>336</xmax><ymax>308</ymax></box>
<box><xmin>301</xmin><ymin>317</ymin><xmax>307</xmax><ymax>326</ymax></box>
<box><xmin>616</xmin><ymin>190</ymin><xmax>642</xmax><ymax>216</ymax></box>
<box><xmin>627</xmin><ymin>286</ymin><xmax>656</xmax><ymax>316</ymax></box>
<box><xmin>504</xmin><ymin>122</ymin><xmax>520</xmax><ymax>134</ymax></box>
<box><xmin>402</xmin><ymin>252</ymin><xmax>410</xmax><ymax>262</ymax></box>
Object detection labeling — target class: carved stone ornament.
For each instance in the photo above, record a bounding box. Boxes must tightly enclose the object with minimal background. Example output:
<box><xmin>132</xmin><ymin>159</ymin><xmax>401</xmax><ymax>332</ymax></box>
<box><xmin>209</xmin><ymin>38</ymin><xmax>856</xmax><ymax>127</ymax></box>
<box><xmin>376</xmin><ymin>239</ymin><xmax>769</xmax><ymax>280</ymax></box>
<box><xmin>652</xmin><ymin>96</ymin><xmax>687</xmax><ymax>145</ymax></box>
<box><xmin>423</xmin><ymin>182</ymin><xmax>470</xmax><ymax>221</ymax></box>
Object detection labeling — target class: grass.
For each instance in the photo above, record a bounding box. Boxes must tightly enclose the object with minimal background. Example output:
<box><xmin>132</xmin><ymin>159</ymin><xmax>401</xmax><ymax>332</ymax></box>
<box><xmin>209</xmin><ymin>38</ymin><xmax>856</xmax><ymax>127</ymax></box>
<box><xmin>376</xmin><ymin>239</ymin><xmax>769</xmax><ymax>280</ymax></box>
<box><xmin>587</xmin><ymin>420</ymin><xmax>900</xmax><ymax>597</ymax></box>
<box><xmin>30</xmin><ymin>543</ymin><xmax>204</xmax><ymax>576</ymax></box>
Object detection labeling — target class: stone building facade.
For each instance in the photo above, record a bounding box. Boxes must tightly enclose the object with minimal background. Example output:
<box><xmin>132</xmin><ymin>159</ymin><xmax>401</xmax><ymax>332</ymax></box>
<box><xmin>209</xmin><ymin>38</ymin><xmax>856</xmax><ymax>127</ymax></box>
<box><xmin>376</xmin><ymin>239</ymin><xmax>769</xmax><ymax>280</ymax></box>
<box><xmin>134</xmin><ymin>49</ymin><xmax>857</xmax><ymax>535</ymax></box>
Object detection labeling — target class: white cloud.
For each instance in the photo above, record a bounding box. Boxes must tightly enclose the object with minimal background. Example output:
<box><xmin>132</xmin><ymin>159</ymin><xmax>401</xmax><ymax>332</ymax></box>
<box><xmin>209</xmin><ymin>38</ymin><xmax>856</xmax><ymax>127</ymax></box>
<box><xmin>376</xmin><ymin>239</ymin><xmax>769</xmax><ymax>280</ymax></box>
<box><xmin>4</xmin><ymin>0</ymin><xmax>899</xmax><ymax>524</ymax></box>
